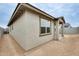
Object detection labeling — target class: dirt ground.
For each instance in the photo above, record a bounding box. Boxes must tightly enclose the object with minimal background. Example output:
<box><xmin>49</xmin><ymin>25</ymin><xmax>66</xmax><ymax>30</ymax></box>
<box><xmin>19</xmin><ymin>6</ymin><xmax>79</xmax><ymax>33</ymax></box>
<box><xmin>0</xmin><ymin>34</ymin><xmax>26</xmax><ymax>56</ymax></box>
<box><xmin>0</xmin><ymin>34</ymin><xmax>79</xmax><ymax>56</ymax></box>
<box><xmin>24</xmin><ymin>34</ymin><xmax>79</xmax><ymax>56</ymax></box>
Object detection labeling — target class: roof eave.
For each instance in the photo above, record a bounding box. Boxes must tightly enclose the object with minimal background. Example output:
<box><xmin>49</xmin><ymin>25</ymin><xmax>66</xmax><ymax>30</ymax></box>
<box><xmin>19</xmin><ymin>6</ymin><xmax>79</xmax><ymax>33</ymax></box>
<box><xmin>7</xmin><ymin>3</ymin><xmax>56</xmax><ymax>26</ymax></box>
<box><xmin>7</xmin><ymin>3</ymin><xmax>21</xmax><ymax>26</ymax></box>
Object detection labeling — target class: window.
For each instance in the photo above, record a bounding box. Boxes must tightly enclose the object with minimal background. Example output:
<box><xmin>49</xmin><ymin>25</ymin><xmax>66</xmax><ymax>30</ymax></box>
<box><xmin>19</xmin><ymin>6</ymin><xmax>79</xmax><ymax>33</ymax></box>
<box><xmin>9</xmin><ymin>26</ymin><xmax>11</xmax><ymax>32</ymax></box>
<box><xmin>40</xmin><ymin>18</ymin><xmax>51</xmax><ymax>35</ymax></box>
<box><xmin>47</xmin><ymin>27</ymin><xmax>50</xmax><ymax>33</ymax></box>
<box><xmin>9</xmin><ymin>27</ymin><xmax>10</xmax><ymax>32</ymax></box>
<box><xmin>12</xmin><ymin>25</ymin><xmax>13</xmax><ymax>30</ymax></box>
<box><xmin>9</xmin><ymin>25</ymin><xmax>13</xmax><ymax>32</ymax></box>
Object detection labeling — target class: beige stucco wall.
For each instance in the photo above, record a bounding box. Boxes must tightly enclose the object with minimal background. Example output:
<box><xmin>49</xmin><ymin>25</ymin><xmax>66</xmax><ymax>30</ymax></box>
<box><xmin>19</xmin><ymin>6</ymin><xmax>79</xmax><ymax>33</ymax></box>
<box><xmin>9</xmin><ymin>10</ymin><xmax>54</xmax><ymax>50</ymax></box>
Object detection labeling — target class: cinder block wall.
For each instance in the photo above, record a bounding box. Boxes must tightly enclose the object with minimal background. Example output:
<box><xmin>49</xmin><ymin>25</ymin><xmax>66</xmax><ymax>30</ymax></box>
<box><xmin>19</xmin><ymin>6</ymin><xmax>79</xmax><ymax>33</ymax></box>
<box><xmin>0</xmin><ymin>27</ymin><xmax>4</xmax><ymax>39</ymax></box>
<box><xmin>61</xmin><ymin>27</ymin><xmax>79</xmax><ymax>34</ymax></box>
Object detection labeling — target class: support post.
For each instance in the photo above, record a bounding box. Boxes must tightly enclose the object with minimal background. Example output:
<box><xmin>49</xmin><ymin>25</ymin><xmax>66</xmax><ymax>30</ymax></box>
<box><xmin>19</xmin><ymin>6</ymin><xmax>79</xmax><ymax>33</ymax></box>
<box><xmin>62</xmin><ymin>23</ymin><xmax>64</xmax><ymax>37</ymax></box>
<box><xmin>54</xmin><ymin>20</ymin><xmax>59</xmax><ymax>40</ymax></box>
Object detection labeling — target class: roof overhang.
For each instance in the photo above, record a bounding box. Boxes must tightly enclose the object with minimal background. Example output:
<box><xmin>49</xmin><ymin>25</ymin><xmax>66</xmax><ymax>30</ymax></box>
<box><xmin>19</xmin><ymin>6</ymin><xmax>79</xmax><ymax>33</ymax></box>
<box><xmin>7</xmin><ymin>3</ymin><xmax>55</xmax><ymax>26</ymax></box>
<box><xmin>55</xmin><ymin>16</ymin><xmax>65</xmax><ymax>24</ymax></box>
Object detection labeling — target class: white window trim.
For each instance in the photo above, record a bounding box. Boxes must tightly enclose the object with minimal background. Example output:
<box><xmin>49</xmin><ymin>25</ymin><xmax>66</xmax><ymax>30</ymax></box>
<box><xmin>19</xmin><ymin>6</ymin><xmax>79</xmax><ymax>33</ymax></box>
<box><xmin>40</xmin><ymin>18</ymin><xmax>51</xmax><ymax>36</ymax></box>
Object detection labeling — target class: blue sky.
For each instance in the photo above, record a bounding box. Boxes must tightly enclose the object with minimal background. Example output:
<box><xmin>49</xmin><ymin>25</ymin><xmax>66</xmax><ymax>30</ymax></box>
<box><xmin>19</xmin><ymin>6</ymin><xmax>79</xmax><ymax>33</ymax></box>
<box><xmin>0</xmin><ymin>3</ymin><xmax>79</xmax><ymax>28</ymax></box>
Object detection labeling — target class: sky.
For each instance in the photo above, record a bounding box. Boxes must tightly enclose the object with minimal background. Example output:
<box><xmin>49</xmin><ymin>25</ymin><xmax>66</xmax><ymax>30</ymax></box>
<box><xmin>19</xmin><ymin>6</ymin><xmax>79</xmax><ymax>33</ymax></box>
<box><xmin>0</xmin><ymin>3</ymin><xmax>79</xmax><ymax>28</ymax></box>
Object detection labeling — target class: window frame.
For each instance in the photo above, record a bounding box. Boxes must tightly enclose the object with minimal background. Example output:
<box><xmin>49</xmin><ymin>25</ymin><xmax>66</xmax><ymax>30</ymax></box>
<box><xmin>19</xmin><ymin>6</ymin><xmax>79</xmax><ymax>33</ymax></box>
<box><xmin>12</xmin><ymin>25</ymin><xmax>13</xmax><ymax>30</ymax></box>
<box><xmin>39</xmin><ymin>17</ymin><xmax>51</xmax><ymax>36</ymax></box>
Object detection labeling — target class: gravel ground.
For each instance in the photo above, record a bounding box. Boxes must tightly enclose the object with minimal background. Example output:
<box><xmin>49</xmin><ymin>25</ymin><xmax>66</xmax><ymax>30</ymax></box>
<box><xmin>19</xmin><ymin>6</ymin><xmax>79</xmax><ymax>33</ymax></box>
<box><xmin>0</xmin><ymin>34</ymin><xmax>79</xmax><ymax>56</ymax></box>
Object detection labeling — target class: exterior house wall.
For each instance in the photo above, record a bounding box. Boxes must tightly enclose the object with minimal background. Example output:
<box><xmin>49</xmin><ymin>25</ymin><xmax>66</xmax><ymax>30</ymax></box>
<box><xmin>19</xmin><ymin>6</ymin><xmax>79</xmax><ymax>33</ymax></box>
<box><xmin>9</xmin><ymin>9</ymin><xmax>54</xmax><ymax>50</ymax></box>
<box><xmin>0</xmin><ymin>27</ymin><xmax>4</xmax><ymax>39</ymax></box>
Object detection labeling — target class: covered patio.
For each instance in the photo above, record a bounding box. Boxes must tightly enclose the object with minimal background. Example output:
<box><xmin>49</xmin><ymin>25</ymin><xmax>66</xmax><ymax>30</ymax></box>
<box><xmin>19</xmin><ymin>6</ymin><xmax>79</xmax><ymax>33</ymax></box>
<box><xmin>53</xmin><ymin>17</ymin><xmax>65</xmax><ymax>40</ymax></box>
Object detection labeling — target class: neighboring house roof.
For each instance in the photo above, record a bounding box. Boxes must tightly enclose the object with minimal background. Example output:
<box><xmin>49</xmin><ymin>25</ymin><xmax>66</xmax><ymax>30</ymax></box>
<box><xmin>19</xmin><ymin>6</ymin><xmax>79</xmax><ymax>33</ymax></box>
<box><xmin>7</xmin><ymin>3</ymin><xmax>65</xmax><ymax>26</ymax></box>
